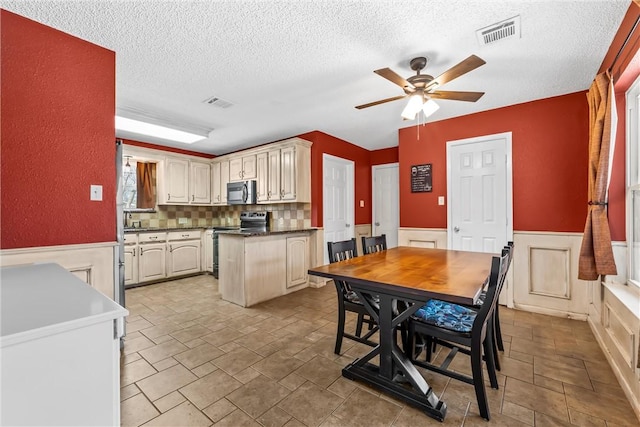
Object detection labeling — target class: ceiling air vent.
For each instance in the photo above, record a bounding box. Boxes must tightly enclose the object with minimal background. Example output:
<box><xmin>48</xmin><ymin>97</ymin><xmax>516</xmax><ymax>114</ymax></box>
<box><xmin>476</xmin><ymin>16</ymin><xmax>520</xmax><ymax>46</ymax></box>
<box><xmin>203</xmin><ymin>96</ymin><xmax>233</xmax><ymax>109</ymax></box>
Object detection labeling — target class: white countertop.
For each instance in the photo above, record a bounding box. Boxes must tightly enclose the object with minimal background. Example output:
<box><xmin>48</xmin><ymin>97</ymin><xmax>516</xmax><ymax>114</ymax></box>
<box><xmin>1</xmin><ymin>263</ymin><xmax>128</xmax><ymax>347</ymax></box>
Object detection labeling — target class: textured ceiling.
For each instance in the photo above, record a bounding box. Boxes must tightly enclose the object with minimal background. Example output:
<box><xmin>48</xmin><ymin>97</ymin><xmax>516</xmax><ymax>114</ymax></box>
<box><xmin>3</xmin><ymin>1</ymin><xmax>630</xmax><ymax>155</ymax></box>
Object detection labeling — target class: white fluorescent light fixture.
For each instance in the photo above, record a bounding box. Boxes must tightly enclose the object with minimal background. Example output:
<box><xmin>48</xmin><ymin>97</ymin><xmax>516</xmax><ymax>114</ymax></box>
<box><xmin>115</xmin><ymin>116</ymin><xmax>208</xmax><ymax>144</ymax></box>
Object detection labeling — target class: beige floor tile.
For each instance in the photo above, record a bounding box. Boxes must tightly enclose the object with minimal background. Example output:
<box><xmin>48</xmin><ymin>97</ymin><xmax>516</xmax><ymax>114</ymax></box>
<box><xmin>214</xmin><ymin>409</ymin><xmax>262</xmax><ymax>427</ymax></box>
<box><xmin>202</xmin><ymin>398</ymin><xmax>237</xmax><ymax>422</ymax></box>
<box><xmin>332</xmin><ymin>388</ymin><xmax>402</xmax><ymax>427</ymax></box>
<box><xmin>138</xmin><ymin>338</ymin><xmax>189</xmax><ymax>364</ymax></box>
<box><xmin>121</xmin><ymin>276</ymin><xmax>637</xmax><ymax>427</ymax></box>
<box><xmin>503</xmin><ymin>377</ymin><xmax>569</xmax><ymax>422</ymax></box>
<box><xmin>212</xmin><ymin>346</ymin><xmax>263</xmax><ymax>375</ymax></box>
<box><xmin>257</xmin><ymin>406</ymin><xmax>293</xmax><ymax>427</ymax></box>
<box><xmin>294</xmin><ymin>355</ymin><xmax>344</xmax><ymax>388</ymax></box>
<box><xmin>180</xmin><ymin>369</ymin><xmax>242</xmax><ymax>409</ymax></box>
<box><xmin>564</xmin><ymin>383</ymin><xmax>638</xmax><ymax>425</ymax></box>
<box><xmin>141</xmin><ymin>401</ymin><xmax>211</xmax><ymax>426</ymax></box>
<box><xmin>121</xmin><ymin>393</ymin><xmax>160</xmax><ymax>427</ymax></box>
<box><xmin>121</xmin><ymin>358</ymin><xmax>157</xmax><ymax>386</ymax></box>
<box><xmin>136</xmin><ymin>364</ymin><xmax>198</xmax><ymax>401</ymax></box>
<box><xmin>174</xmin><ymin>343</ymin><xmax>224</xmax><ymax>369</ymax></box>
<box><xmin>251</xmin><ymin>350</ymin><xmax>305</xmax><ymax>381</ymax></box>
<box><xmin>153</xmin><ymin>390</ymin><xmax>186</xmax><ymax>413</ymax></box>
<box><xmin>226</xmin><ymin>375</ymin><xmax>292</xmax><ymax>418</ymax></box>
<box><xmin>278</xmin><ymin>382</ymin><xmax>344</xmax><ymax>427</ymax></box>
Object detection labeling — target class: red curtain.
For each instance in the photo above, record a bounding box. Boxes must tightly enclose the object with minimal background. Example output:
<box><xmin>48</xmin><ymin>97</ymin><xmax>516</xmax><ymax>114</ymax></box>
<box><xmin>578</xmin><ymin>72</ymin><xmax>618</xmax><ymax>280</ymax></box>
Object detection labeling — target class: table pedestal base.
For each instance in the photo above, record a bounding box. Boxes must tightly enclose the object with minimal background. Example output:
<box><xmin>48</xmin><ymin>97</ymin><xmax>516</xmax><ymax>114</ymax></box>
<box><xmin>342</xmin><ymin>362</ymin><xmax>447</xmax><ymax>422</ymax></box>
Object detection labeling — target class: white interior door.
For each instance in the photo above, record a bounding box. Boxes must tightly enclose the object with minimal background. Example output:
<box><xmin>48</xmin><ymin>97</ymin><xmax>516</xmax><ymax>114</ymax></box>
<box><xmin>323</xmin><ymin>154</ymin><xmax>354</xmax><ymax>264</ymax></box>
<box><xmin>447</xmin><ymin>133</ymin><xmax>512</xmax><ymax>254</ymax></box>
<box><xmin>372</xmin><ymin>163</ymin><xmax>399</xmax><ymax>248</ymax></box>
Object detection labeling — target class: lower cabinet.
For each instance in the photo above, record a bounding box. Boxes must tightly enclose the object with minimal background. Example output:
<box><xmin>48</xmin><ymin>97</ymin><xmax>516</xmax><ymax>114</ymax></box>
<box><xmin>219</xmin><ymin>232</ymin><xmax>311</xmax><ymax>307</ymax></box>
<box><xmin>124</xmin><ymin>244</ymin><xmax>138</xmax><ymax>286</ymax></box>
<box><xmin>167</xmin><ymin>240</ymin><xmax>201</xmax><ymax>277</ymax></box>
<box><xmin>138</xmin><ymin>242</ymin><xmax>167</xmax><ymax>282</ymax></box>
<box><xmin>286</xmin><ymin>235</ymin><xmax>309</xmax><ymax>288</ymax></box>
<box><xmin>204</xmin><ymin>230</ymin><xmax>214</xmax><ymax>273</ymax></box>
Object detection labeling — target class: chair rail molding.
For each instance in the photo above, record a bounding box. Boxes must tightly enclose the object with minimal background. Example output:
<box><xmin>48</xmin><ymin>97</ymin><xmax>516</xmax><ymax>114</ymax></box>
<box><xmin>0</xmin><ymin>242</ymin><xmax>117</xmax><ymax>299</ymax></box>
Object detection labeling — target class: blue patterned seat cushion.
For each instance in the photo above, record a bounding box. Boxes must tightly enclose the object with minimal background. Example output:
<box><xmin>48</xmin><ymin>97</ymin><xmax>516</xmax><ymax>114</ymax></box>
<box><xmin>345</xmin><ymin>290</ymin><xmax>380</xmax><ymax>306</ymax></box>
<box><xmin>413</xmin><ymin>299</ymin><xmax>477</xmax><ymax>333</ymax></box>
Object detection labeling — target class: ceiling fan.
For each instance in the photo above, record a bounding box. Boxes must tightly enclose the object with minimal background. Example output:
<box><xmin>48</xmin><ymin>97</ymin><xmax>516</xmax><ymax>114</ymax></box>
<box><xmin>356</xmin><ymin>55</ymin><xmax>486</xmax><ymax>120</ymax></box>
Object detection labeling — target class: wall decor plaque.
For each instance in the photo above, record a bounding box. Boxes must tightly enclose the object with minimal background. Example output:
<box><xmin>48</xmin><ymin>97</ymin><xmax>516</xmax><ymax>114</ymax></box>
<box><xmin>411</xmin><ymin>164</ymin><xmax>432</xmax><ymax>193</ymax></box>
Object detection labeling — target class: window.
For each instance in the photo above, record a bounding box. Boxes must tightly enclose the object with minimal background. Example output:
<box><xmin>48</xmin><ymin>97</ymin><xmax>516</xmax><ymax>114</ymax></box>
<box><xmin>123</xmin><ymin>158</ymin><xmax>138</xmax><ymax>209</ymax></box>
<box><xmin>122</xmin><ymin>158</ymin><xmax>156</xmax><ymax>211</ymax></box>
<box><xmin>626</xmin><ymin>76</ymin><xmax>640</xmax><ymax>288</ymax></box>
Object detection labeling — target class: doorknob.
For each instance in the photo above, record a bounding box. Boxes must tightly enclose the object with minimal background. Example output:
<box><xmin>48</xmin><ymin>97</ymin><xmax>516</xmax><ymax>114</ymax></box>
<box><xmin>453</xmin><ymin>226</ymin><xmax>460</xmax><ymax>233</ymax></box>
<box><xmin>345</xmin><ymin>224</ymin><xmax>351</xmax><ymax>228</ymax></box>
<box><xmin>375</xmin><ymin>222</ymin><xmax>380</xmax><ymax>226</ymax></box>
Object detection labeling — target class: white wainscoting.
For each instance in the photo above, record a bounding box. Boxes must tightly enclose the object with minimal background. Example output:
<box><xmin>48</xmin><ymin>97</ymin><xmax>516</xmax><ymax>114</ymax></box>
<box><xmin>0</xmin><ymin>242</ymin><xmax>117</xmax><ymax>299</ymax></box>
<box><xmin>512</xmin><ymin>231</ymin><xmax>589</xmax><ymax>319</ymax></box>
<box><xmin>398</xmin><ymin>228</ymin><xmax>448</xmax><ymax>249</ymax></box>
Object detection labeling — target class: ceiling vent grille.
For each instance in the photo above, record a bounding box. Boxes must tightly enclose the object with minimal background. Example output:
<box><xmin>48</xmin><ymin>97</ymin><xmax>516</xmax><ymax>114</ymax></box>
<box><xmin>477</xmin><ymin>16</ymin><xmax>520</xmax><ymax>46</ymax></box>
<box><xmin>203</xmin><ymin>96</ymin><xmax>233</xmax><ymax>109</ymax></box>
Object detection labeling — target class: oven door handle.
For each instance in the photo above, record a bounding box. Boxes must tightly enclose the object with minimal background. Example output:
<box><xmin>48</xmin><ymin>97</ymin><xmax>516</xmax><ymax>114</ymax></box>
<box><xmin>242</xmin><ymin>183</ymin><xmax>248</xmax><ymax>203</ymax></box>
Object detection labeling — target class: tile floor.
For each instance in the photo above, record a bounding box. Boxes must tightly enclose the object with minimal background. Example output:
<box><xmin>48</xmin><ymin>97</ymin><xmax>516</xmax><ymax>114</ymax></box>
<box><xmin>121</xmin><ymin>275</ymin><xmax>638</xmax><ymax>426</ymax></box>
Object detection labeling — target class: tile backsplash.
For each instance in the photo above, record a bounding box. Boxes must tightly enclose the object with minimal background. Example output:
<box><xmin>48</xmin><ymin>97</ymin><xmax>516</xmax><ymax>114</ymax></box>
<box><xmin>126</xmin><ymin>203</ymin><xmax>311</xmax><ymax>229</ymax></box>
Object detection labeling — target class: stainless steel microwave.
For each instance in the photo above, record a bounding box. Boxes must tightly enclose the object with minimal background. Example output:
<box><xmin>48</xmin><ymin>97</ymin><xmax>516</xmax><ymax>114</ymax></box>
<box><xmin>227</xmin><ymin>180</ymin><xmax>257</xmax><ymax>205</ymax></box>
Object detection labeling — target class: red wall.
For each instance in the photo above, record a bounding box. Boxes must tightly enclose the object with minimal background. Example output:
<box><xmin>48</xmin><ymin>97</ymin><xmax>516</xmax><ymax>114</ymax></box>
<box><xmin>399</xmin><ymin>92</ymin><xmax>589</xmax><ymax>232</ymax></box>
<box><xmin>298</xmin><ymin>131</ymin><xmax>372</xmax><ymax>227</ymax></box>
<box><xmin>123</xmin><ymin>139</ymin><xmax>215</xmax><ymax>159</ymax></box>
<box><xmin>371</xmin><ymin>147</ymin><xmax>399</xmax><ymax>165</ymax></box>
<box><xmin>1</xmin><ymin>10</ymin><xmax>116</xmax><ymax>248</ymax></box>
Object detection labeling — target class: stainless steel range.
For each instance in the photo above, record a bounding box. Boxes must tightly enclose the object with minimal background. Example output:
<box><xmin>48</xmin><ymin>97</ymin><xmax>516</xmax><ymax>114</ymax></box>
<box><xmin>212</xmin><ymin>211</ymin><xmax>270</xmax><ymax>278</ymax></box>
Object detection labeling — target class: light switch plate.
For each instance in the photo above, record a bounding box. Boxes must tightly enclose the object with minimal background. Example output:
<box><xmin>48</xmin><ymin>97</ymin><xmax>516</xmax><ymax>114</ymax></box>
<box><xmin>438</xmin><ymin>196</ymin><xmax>445</xmax><ymax>206</ymax></box>
<box><xmin>360</xmin><ymin>200</ymin><xmax>365</xmax><ymax>208</ymax></box>
<box><xmin>90</xmin><ymin>185</ymin><xmax>103</xmax><ymax>201</ymax></box>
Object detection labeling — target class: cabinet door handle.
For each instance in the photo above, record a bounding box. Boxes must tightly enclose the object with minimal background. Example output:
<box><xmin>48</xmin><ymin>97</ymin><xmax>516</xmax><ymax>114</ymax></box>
<box><xmin>182</xmin><ymin>234</ymin><xmax>189</xmax><ymax>238</ymax></box>
<box><xmin>140</xmin><ymin>248</ymin><xmax>144</xmax><ymax>256</ymax></box>
<box><xmin>133</xmin><ymin>248</ymin><xmax>136</xmax><ymax>256</ymax></box>
<box><xmin>168</xmin><ymin>193</ymin><xmax>171</xmax><ymax>200</ymax></box>
<box><xmin>149</xmin><ymin>236</ymin><xmax>157</xmax><ymax>240</ymax></box>
<box><xmin>192</xmin><ymin>195</ymin><xmax>195</xmax><ymax>201</ymax></box>
<box><xmin>169</xmin><ymin>245</ymin><xmax>173</xmax><ymax>252</ymax></box>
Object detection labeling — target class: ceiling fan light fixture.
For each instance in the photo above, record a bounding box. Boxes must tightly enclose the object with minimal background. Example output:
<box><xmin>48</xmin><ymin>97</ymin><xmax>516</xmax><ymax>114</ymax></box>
<box><xmin>422</xmin><ymin>99</ymin><xmax>440</xmax><ymax>117</ymax></box>
<box><xmin>401</xmin><ymin>95</ymin><xmax>424</xmax><ymax>120</ymax></box>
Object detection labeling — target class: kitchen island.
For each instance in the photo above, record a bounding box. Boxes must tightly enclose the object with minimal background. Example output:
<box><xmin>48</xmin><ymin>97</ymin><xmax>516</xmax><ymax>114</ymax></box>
<box><xmin>217</xmin><ymin>228</ymin><xmax>316</xmax><ymax>307</ymax></box>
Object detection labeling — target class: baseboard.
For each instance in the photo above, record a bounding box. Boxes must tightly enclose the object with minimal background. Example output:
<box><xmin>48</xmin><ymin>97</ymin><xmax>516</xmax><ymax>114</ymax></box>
<box><xmin>511</xmin><ymin>302</ymin><xmax>589</xmax><ymax>321</ymax></box>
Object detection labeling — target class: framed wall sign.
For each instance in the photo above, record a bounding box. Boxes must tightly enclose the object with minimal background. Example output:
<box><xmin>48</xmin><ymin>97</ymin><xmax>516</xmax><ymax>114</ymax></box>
<box><xmin>411</xmin><ymin>164</ymin><xmax>432</xmax><ymax>192</ymax></box>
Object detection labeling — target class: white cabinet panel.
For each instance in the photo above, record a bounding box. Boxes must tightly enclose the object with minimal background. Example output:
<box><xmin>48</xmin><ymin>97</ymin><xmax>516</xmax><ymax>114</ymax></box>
<box><xmin>280</xmin><ymin>146</ymin><xmax>297</xmax><ymax>201</ymax></box>
<box><xmin>286</xmin><ymin>236</ymin><xmax>309</xmax><ymax>288</ymax></box>
<box><xmin>268</xmin><ymin>149</ymin><xmax>282</xmax><ymax>202</ymax></box>
<box><xmin>190</xmin><ymin>161</ymin><xmax>211</xmax><ymax>204</ymax></box>
<box><xmin>163</xmin><ymin>157</ymin><xmax>189</xmax><ymax>204</ymax></box>
<box><xmin>167</xmin><ymin>241</ymin><xmax>200</xmax><ymax>277</ymax></box>
<box><xmin>204</xmin><ymin>230</ymin><xmax>213</xmax><ymax>273</ymax></box>
<box><xmin>124</xmin><ymin>244</ymin><xmax>138</xmax><ymax>286</ymax></box>
<box><xmin>256</xmin><ymin>152</ymin><xmax>269</xmax><ymax>202</ymax></box>
<box><xmin>138</xmin><ymin>243</ymin><xmax>166</xmax><ymax>282</ymax></box>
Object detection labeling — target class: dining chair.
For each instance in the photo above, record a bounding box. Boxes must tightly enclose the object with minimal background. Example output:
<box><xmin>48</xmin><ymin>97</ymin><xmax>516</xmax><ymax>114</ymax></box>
<box><xmin>405</xmin><ymin>248</ymin><xmax>511</xmax><ymax>420</ymax></box>
<box><xmin>327</xmin><ymin>238</ymin><xmax>379</xmax><ymax>354</ymax></box>
<box><xmin>361</xmin><ymin>234</ymin><xmax>387</xmax><ymax>255</ymax></box>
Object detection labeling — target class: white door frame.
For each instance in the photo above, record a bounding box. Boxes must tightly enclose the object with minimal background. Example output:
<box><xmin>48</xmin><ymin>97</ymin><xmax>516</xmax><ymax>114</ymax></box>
<box><xmin>446</xmin><ymin>132</ymin><xmax>514</xmax><ymax>305</ymax></box>
<box><xmin>322</xmin><ymin>153</ymin><xmax>355</xmax><ymax>262</ymax></box>
<box><xmin>372</xmin><ymin>162</ymin><xmax>399</xmax><ymax>247</ymax></box>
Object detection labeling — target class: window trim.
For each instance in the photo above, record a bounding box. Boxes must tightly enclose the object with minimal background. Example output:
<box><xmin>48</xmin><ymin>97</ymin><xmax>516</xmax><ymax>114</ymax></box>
<box><xmin>625</xmin><ymin>76</ymin><xmax>640</xmax><ymax>289</ymax></box>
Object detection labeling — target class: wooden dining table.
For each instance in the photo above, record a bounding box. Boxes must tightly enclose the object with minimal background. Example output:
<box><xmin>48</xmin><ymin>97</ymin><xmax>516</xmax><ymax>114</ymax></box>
<box><xmin>308</xmin><ymin>246</ymin><xmax>495</xmax><ymax>421</ymax></box>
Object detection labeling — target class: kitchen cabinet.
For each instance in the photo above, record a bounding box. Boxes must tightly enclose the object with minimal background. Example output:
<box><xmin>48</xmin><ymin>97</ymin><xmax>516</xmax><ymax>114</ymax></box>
<box><xmin>167</xmin><ymin>231</ymin><xmax>201</xmax><ymax>277</ymax></box>
<box><xmin>286</xmin><ymin>235</ymin><xmax>309</xmax><ymax>288</ymax></box>
<box><xmin>280</xmin><ymin>145</ymin><xmax>298</xmax><ymax>201</ymax></box>
<box><xmin>1</xmin><ymin>263</ymin><xmax>128</xmax><ymax>427</ymax></box>
<box><xmin>162</xmin><ymin>157</ymin><xmax>190</xmax><ymax>203</ymax></box>
<box><xmin>212</xmin><ymin>160</ymin><xmax>230</xmax><ymax>205</ymax></box>
<box><xmin>123</xmin><ymin>234</ymin><xmax>138</xmax><ymax>286</ymax></box>
<box><xmin>204</xmin><ymin>230</ymin><xmax>214</xmax><ymax>273</ymax></box>
<box><xmin>160</xmin><ymin>157</ymin><xmax>212</xmax><ymax>205</ymax></box>
<box><xmin>190</xmin><ymin>160</ymin><xmax>211</xmax><ymax>204</ymax></box>
<box><xmin>267</xmin><ymin>149</ymin><xmax>282</xmax><ymax>202</ymax></box>
<box><xmin>138</xmin><ymin>232</ymin><xmax>167</xmax><ymax>282</ymax></box>
<box><xmin>219</xmin><ymin>231</ymin><xmax>311</xmax><ymax>307</ymax></box>
<box><xmin>229</xmin><ymin>154</ymin><xmax>257</xmax><ymax>182</ymax></box>
<box><xmin>256</xmin><ymin>152</ymin><xmax>269</xmax><ymax>202</ymax></box>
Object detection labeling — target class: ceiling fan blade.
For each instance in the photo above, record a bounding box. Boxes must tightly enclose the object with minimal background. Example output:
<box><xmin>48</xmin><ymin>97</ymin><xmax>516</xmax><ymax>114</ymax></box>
<box><xmin>426</xmin><ymin>55</ymin><xmax>486</xmax><ymax>89</ymax></box>
<box><xmin>355</xmin><ymin>95</ymin><xmax>407</xmax><ymax>109</ymax></box>
<box><xmin>374</xmin><ymin>68</ymin><xmax>414</xmax><ymax>90</ymax></box>
<box><xmin>427</xmin><ymin>90</ymin><xmax>485</xmax><ymax>102</ymax></box>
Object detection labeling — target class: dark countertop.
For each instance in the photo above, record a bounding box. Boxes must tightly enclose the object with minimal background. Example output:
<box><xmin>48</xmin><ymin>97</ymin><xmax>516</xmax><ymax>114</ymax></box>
<box><xmin>124</xmin><ymin>226</ymin><xmax>217</xmax><ymax>233</ymax></box>
<box><xmin>215</xmin><ymin>227</ymin><xmax>317</xmax><ymax>237</ymax></box>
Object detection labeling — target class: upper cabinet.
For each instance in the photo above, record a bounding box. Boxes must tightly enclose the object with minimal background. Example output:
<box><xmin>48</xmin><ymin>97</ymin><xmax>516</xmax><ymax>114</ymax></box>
<box><xmin>159</xmin><ymin>156</ymin><xmax>212</xmax><ymax>205</ymax></box>
<box><xmin>229</xmin><ymin>154</ymin><xmax>257</xmax><ymax>182</ymax></box>
<box><xmin>257</xmin><ymin>139</ymin><xmax>311</xmax><ymax>204</ymax></box>
<box><xmin>212</xmin><ymin>159</ymin><xmax>229</xmax><ymax>205</ymax></box>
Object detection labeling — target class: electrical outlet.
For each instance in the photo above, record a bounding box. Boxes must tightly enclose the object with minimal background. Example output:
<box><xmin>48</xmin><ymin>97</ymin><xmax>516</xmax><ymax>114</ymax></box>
<box><xmin>178</xmin><ymin>217</ymin><xmax>188</xmax><ymax>224</ymax></box>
